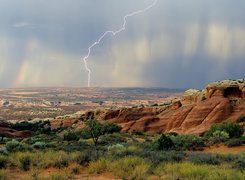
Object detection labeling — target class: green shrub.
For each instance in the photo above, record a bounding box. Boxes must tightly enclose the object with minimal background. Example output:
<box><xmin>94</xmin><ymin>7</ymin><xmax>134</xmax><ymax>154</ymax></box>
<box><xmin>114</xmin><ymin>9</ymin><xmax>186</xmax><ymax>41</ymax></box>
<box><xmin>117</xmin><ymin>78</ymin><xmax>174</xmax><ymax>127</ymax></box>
<box><xmin>219</xmin><ymin>154</ymin><xmax>240</xmax><ymax>162</ymax></box>
<box><xmin>234</xmin><ymin>156</ymin><xmax>245</xmax><ymax>170</ymax></box>
<box><xmin>31</xmin><ymin>141</ymin><xmax>46</xmax><ymax>149</ymax></box>
<box><xmin>78</xmin><ymin>129</ymin><xmax>91</xmax><ymax>139</ymax></box>
<box><xmin>5</xmin><ymin>139</ymin><xmax>23</xmax><ymax>152</ymax></box>
<box><xmin>103</xmin><ymin>123</ymin><xmax>122</xmax><ymax>134</ymax></box>
<box><xmin>0</xmin><ymin>148</ymin><xmax>8</xmax><ymax>155</ymax></box>
<box><xmin>238</xmin><ymin>116</ymin><xmax>245</xmax><ymax>123</ymax></box>
<box><xmin>166</xmin><ymin>132</ymin><xmax>178</xmax><ymax>137</ymax></box>
<box><xmin>63</xmin><ymin>131</ymin><xmax>79</xmax><ymax>141</ymax></box>
<box><xmin>156</xmin><ymin>134</ymin><xmax>174</xmax><ymax>150</ymax></box>
<box><xmin>136</xmin><ymin>150</ymin><xmax>185</xmax><ymax>165</ymax></box>
<box><xmin>11</xmin><ymin>121</ymin><xmax>35</xmax><ymax>131</ymax></box>
<box><xmin>209</xmin><ymin>130</ymin><xmax>230</xmax><ymax>144</ymax></box>
<box><xmin>99</xmin><ymin>134</ymin><xmax>126</xmax><ymax>145</ymax></box>
<box><xmin>132</xmin><ymin>130</ymin><xmax>144</xmax><ymax>136</ymax></box>
<box><xmin>225</xmin><ymin>138</ymin><xmax>244</xmax><ymax>147</ymax></box>
<box><xmin>19</xmin><ymin>155</ymin><xmax>31</xmax><ymax>171</ymax></box>
<box><xmin>188</xmin><ymin>153</ymin><xmax>220</xmax><ymax>165</ymax></box>
<box><xmin>108</xmin><ymin>144</ymin><xmax>124</xmax><ymax>151</ymax></box>
<box><xmin>11</xmin><ymin>120</ymin><xmax>51</xmax><ymax>134</ymax></box>
<box><xmin>0</xmin><ymin>156</ymin><xmax>8</xmax><ymax>169</ymax></box>
<box><xmin>171</xmin><ymin>134</ymin><xmax>205</xmax><ymax>151</ymax></box>
<box><xmin>205</xmin><ymin>122</ymin><xmax>244</xmax><ymax>138</ymax></box>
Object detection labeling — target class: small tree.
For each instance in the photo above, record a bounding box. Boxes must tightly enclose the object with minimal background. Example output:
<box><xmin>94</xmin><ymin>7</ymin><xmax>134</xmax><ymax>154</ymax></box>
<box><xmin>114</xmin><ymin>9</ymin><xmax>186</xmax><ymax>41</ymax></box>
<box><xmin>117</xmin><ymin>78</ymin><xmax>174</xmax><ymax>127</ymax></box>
<box><xmin>85</xmin><ymin>119</ymin><xmax>105</xmax><ymax>146</ymax></box>
<box><xmin>84</xmin><ymin>119</ymin><xmax>122</xmax><ymax>146</ymax></box>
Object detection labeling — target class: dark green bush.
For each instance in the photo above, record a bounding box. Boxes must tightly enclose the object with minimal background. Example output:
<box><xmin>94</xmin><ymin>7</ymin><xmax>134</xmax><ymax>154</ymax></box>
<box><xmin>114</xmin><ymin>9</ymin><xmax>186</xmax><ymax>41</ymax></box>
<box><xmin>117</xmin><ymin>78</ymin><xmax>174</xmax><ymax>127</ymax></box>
<box><xmin>156</xmin><ymin>134</ymin><xmax>174</xmax><ymax>150</ymax></box>
<box><xmin>5</xmin><ymin>140</ymin><xmax>24</xmax><ymax>152</ymax></box>
<box><xmin>103</xmin><ymin>123</ymin><xmax>122</xmax><ymax>134</ymax></box>
<box><xmin>0</xmin><ymin>156</ymin><xmax>8</xmax><ymax>169</ymax></box>
<box><xmin>238</xmin><ymin>116</ymin><xmax>245</xmax><ymax>123</ymax></box>
<box><xmin>99</xmin><ymin>134</ymin><xmax>127</xmax><ymax>145</ymax></box>
<box><xmin>79</xmin><ymin>129</ymin><xmax>91</xmax><ymax>139</ymax></box>
<box><xmin>131</xmin><ymin>130</ymin><xmax>144</xmax><ymax>136</ymax></box>
<box><xmin>139</xmin><ymin>151</ymin><xmax>185</xmax><ymax>165</ymax></box>
<box><xmin>19</xmin><ymin>155</ymin><xmax>31</xmax><ymax>171</ymax></box>
<box><xmin>225</xmin><ymin>138</ymin><xmax>244</xmax><ymax>147</ymax></box>
<box><xmin>166</xmin><ymin>132</ymin><xmax>178</xmax><ymax>137</ymax></box>
<box><xmin>171</xmin><ymin>134</ymin><xmax>205</xmax><ymax>151</ymax></box>
<box><xmin>234</xmin><ymin>156</ymin><xmax>245</xmax><ymax>170</ymax></box>
<box><xmin>11</xmin><ymin>120</ymin><xmax>51</xmax><ymax>134</ymax></box>
<box><xmin>0</xmin><ymin>148</ymin><xmax>9</xmax><ymax>155</ymax></box>
<box><xmin>188</xmin><ymin>153</ymin><xmax>220</xmax><ymax>165</ymax></box>
<box><xmin>63</xmin><ymin>131</ymin><xmax>79</xmax><ymax>141</ymax></box>
<box><xmin>205</xmin><ymin>122</ymin><xmax>244</xmax><ymax>138</ymax></box>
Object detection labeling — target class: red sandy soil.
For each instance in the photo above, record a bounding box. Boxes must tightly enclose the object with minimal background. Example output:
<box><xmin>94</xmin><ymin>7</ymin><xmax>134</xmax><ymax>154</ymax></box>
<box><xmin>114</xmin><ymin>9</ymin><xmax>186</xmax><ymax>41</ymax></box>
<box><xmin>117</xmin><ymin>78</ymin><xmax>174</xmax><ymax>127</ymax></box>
<box><xmin>6</xmin><ymin>167</ymin><xmax>119</xmax><ymax>180</ymax></box>
<box><xmin>204</xmin><ymin>145</ymin><xmax>245</xmax><ymax>154</ymax></box>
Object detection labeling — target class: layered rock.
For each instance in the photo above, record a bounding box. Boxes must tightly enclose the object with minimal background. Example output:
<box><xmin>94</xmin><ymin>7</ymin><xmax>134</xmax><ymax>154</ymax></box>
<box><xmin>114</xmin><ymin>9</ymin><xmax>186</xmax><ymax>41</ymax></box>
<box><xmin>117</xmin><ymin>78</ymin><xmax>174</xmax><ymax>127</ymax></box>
<box><xmin>82</xmin><ymin>79</ymin><xmax>245</xmax><ymax>135</ymax></box>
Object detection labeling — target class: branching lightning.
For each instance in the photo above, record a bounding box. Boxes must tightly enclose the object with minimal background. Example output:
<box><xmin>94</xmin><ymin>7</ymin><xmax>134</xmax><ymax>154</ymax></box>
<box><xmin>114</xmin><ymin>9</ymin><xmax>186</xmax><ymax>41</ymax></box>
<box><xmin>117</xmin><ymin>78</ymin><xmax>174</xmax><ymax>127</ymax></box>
<box><xmin>82</xmin><ymin>0</ymin><xmax>158</xmax><ymax>87</ymax></box>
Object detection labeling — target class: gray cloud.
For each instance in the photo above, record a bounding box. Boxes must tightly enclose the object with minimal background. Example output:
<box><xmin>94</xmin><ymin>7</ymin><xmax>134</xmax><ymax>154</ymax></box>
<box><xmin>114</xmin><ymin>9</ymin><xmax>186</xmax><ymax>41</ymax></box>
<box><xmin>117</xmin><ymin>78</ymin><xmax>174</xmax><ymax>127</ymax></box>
<box><xmin>0</xmin><ymin>0</ymin><xmax>244</xmax><ymax>88</ymax></box>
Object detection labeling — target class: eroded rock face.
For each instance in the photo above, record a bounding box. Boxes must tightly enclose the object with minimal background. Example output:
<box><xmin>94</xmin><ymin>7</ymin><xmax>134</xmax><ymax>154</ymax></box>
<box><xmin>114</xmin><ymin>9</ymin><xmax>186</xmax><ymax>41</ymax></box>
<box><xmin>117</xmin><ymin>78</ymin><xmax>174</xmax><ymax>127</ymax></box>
<box><xmin>84</xmin><ymin>79</ymin><xmax>245</xmax><ymax>135</ymax></box>
<box><xmin>49</xmin><ymin>118</ymin><xmax>78</xmax><ymax>129</ymax></box>
<box><xmin>206</xmin><ymin>79</ymin><xmax>245</xmax><ymax>99</ymax></box>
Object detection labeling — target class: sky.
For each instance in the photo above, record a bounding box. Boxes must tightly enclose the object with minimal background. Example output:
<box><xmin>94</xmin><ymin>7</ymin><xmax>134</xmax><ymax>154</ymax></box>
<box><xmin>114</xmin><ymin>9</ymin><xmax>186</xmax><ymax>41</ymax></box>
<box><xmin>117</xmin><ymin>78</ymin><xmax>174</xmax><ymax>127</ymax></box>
<box><xmin>0</xmin><ymin>0</ymin><xmax>244</xmax><ymax>89</ymax></box>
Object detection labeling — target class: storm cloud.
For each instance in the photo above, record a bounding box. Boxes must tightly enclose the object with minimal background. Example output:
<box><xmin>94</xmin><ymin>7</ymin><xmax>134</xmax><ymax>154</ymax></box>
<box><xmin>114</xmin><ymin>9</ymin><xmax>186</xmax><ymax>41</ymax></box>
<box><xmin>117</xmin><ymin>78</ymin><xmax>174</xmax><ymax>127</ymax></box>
<box><xmin>0</xmin><ymin>0</ymin><xmax>244</xmax><ymax>88</ymax></box>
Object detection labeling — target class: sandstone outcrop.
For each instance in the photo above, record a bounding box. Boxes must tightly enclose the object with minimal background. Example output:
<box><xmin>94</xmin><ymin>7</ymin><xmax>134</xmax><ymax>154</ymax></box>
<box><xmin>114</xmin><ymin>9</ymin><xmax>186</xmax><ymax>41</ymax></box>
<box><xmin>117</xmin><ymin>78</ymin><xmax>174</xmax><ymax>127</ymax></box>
<box><xmin>82</xmin><ymin>79</ymin><xmax>245</xmax><ymax>135</ymax></box>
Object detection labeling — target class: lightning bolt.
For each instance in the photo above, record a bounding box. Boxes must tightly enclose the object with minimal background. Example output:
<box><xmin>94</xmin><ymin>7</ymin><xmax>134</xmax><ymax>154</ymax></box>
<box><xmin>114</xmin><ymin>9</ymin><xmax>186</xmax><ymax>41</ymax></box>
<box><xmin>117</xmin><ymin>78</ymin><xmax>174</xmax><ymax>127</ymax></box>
<box><xmin>82</xmin><ymin>0</ymin><xmax>158</xmax><ymax>87</ymax></box>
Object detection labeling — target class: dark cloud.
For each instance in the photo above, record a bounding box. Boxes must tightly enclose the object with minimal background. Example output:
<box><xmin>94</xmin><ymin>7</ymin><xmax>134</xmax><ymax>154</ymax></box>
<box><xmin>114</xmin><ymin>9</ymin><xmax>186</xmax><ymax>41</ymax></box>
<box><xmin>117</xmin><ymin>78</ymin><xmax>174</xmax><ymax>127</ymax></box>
<box><xmin>0</xmin><ymin>0</ymin><xmax>244</xmax><ymax>88</ymax></box>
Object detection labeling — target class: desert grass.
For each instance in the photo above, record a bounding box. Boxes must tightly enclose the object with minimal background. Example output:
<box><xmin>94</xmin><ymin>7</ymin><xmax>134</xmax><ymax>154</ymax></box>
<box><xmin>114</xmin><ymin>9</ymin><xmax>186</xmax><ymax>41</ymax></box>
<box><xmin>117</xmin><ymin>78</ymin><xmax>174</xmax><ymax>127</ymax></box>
<box><xmin>0</xmin><ymin>170</ymin><xmax>7</xmax><ymax>180</ymax></box>
<box><xmin>154</xmin><ymin>162</ymin><xmax>245</xmax><ymax>180</ymax></box>
<box><xmin>8</xmin><ymin>151</ymin><xmax>80</xmax><ymax>169</ymax></box>
<box><xmin>89</xmin><ymin>156</ymin><xmax>150</xmax><ymax>180</ymax></box>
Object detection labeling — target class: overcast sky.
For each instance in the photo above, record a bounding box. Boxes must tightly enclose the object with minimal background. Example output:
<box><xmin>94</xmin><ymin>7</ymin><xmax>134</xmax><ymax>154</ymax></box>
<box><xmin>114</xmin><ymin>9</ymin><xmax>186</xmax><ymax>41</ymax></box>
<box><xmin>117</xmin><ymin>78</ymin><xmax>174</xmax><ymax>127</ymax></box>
<box><xmin>0</xmin><ymin>0</ymin><xmax>244</xmax><ymax>89</ymax></box>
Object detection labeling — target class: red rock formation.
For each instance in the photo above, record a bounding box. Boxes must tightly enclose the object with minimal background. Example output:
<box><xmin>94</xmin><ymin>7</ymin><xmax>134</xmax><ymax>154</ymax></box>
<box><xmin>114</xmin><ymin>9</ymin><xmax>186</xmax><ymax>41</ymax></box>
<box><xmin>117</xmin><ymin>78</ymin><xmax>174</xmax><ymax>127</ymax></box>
<box><xmin>50</xmin><ymin>118</ymin><xmax>78</xmax><ymax>129</ymax></box>
<box><xmin>88</xmin><ymin>79</ymin><xmax>245</xmax><ymax>135</ymax></box>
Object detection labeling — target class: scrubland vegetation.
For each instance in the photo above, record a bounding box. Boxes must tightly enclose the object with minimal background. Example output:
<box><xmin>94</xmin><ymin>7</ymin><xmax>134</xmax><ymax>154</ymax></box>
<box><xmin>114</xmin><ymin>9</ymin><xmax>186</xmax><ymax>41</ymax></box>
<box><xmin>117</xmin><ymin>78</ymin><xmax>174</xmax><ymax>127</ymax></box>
<box><xmin>0</xmin><ymin>119</ymin><xmax>244</xmax><ymax>179</ymax></box>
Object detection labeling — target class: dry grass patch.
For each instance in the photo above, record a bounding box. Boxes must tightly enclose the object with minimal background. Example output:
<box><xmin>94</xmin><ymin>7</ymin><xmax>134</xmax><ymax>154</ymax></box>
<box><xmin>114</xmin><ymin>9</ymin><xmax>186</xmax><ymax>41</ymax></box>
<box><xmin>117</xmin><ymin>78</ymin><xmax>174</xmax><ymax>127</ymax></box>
<box><xmin>154</xmin><ymin>162</ymin><xmax>245</xmax><ymax>180</ymax></box>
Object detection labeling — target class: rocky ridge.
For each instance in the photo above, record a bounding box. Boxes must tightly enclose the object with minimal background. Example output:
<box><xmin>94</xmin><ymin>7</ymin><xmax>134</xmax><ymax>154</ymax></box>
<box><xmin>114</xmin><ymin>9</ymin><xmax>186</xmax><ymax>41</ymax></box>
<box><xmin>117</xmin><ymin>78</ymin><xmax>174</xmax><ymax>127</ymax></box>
<box><xmin>79</xmin><ymin>79</ymin><xmax>245</xmax><ymax>135</ymax></box>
